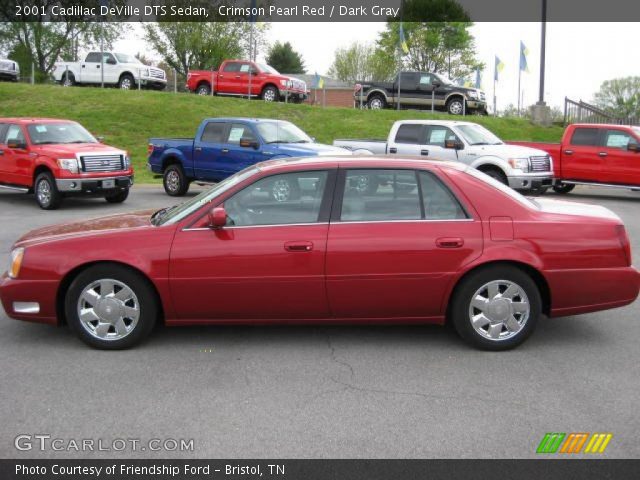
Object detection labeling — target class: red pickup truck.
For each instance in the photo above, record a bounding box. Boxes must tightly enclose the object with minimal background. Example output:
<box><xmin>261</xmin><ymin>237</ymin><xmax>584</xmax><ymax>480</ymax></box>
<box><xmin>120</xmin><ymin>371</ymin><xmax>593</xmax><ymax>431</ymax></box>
<box><xmin>0</xmin><ymin>118</ymin><xmax>133</xmax><ymax>209</ymax></box>
<box><xmin>511</xmin><ymin>123</ymin><xmax>640</xmax><ymax>194</ymax></box>
<box><xmin>186</xmin><ymin>59</ymin><xmax>308</xmax><ymax>102</ymax></box>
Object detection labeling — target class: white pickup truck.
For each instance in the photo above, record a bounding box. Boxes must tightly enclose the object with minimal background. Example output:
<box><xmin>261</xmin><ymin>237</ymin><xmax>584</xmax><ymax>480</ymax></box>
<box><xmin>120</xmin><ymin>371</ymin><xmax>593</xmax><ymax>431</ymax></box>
<box><xmin>334</xmin><ymin>120</ymin><xmax>554</xmax><ymax>193</ymax></box>
<box><xmin>53</xmin><ymin>52</ymin><xmax>167</xmax><ymax>90</ymax></box>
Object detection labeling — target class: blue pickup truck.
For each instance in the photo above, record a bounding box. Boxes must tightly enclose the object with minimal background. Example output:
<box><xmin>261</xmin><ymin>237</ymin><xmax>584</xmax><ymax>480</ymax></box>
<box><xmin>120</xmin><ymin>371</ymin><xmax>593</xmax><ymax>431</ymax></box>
<box><xmin>148</xmin><ymin>117</ymin><xmax>350</xmax><ymax>196</ymax></box>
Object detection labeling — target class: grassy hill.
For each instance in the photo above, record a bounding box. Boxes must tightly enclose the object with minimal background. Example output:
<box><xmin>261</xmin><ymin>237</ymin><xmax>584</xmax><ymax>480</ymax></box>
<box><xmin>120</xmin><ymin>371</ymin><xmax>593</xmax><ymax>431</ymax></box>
<box><xmin>0</xmin><ymin>83</ymin><xmax>564</xmax><ymax>183</ymax></box>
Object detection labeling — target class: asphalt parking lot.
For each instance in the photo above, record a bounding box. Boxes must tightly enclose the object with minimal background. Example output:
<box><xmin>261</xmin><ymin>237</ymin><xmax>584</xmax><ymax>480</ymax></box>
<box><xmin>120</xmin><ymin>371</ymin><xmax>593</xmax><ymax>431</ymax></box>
<box><xmin>0</xmin><ymin>185</ymin><xmax>638</xmax><ymax>459</ymax></box>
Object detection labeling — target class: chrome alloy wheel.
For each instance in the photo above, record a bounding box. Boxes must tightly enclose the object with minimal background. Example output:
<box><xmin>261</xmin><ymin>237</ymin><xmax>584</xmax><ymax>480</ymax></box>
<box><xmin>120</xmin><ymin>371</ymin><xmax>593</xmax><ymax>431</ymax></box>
<box><xmin>36</xmin><ymin>178</ymin><xmax>52</xmax><ymax>206</ymax></box>
<box><xmin>120</xmin><ymin>77</ymin><xmax>132</xmax><ymax>89</ymax></box>
<box><xmin>62</xmin><ymin>76</ymin><xmax>73</xmax><ymax>87</ymax></box>
<box><xmin>272</xmin><ymin>179</ymin><xmax>291</xmax><ymax>202</ymax></box>
<box><xmin>263</xmin><ymin>88</ymin><xmax>276</xmax><ymax>102</ymax></box>
<box><xmin>448</xmin><ymin>100</ymin><xmax>464</xmax><ymax>115</ymax></box>
<box><xmin>369</xmin><ymin>97</ymin><xmax>383</xmax><ymax>109</ymax></box>
<box><xmin>77</xmin><ymin>279</ymin><xmax>140</xmax><ymax>341</ymax></box>
<box><xmin>165</xmin><ymin>170</ymin><xmax>180</xmax><ymax>193</ymax></box>
<box><xmin>468</xmin><ymin>280</ymin><xmax>530</xmax><ymax>341</ymax></box>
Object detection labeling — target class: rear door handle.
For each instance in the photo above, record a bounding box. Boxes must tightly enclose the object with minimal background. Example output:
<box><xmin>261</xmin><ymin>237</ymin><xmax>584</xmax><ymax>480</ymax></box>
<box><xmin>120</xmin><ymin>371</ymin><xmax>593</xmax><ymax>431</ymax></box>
<box><xmin>563</xmin><ymin>149</ymin><xmax>573</xmax><ymax>155</ymax></box>
<box><xmin>420</xmin><ymin>149</ymin><xmax>429</xmax><ymax>156</ymax></box>
<box><xmin>221</xmin><ymin>148</ymin><xmax>229</xmax><ymax>153</ymax></box>
<box><xmin>235</xmin><ymin>75</ymin><xmax>241</xmax><ymax>79</ymax></box>
<box><xmin>389</xmin><ymin>147</ymin><xmax>397</xmax><ymax>154</ymax></box>
<box><xmin>284</xmin><ymin>241</ymin><xmax>313</xmax><ymax>252</ymax></box>
<box><xmin>436</xmin><ymin>237</ymin><xmax>464</xmax><ymax>248</ymax></box>
<box><xmin>195</xmin><ymin>147</ymin><xmax>202</xmax><ymax>152</ymax></box>
<box><xmin>598</xmin><ymin>152</ymin><xmax>608</xmax><ymax>157</ymax></box>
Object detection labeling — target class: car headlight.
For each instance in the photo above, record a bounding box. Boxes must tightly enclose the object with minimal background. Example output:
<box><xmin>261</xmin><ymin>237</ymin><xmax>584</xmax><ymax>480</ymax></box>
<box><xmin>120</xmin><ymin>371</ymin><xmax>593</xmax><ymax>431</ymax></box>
<box><xmin>57</xmin><ymin>158</ymin><xmax>79</xmax><ymax>174</ymax></box>
<box><xmin>467</xmin><ymin>90</ymin><xmax>478</xmax><ymax>99</ymax></box>
<box><xmin>279</xmin><ymin>79</ymin><xmax>288</xmax><ymax>87</ymax></box>
<box><xmin>124</xmin><ymin>154</ymin><xmax>131</xmax><ymax>169</ymax></box>
<box><xmin>508</xmin><ymin>158</ymin><xmax>530</xmax><ymax>172</ymax></box>
<box><xmin>8</xmin><ymin>248</ymin><xmax>24</xmax><ymax>279</ymax></box>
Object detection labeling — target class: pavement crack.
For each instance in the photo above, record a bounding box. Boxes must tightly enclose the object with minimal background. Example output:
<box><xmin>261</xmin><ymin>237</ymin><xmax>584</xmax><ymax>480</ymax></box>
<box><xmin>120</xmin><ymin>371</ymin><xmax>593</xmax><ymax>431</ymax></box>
<box><xmin>326</xmin><ymin>334</ymin><xmax>355</xmax><ymax>381</ymax></box>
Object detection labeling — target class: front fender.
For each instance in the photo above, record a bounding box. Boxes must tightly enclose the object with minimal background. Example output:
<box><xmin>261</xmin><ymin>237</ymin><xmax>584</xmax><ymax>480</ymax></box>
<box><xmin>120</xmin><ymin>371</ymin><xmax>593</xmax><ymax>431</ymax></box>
<box><xmin>470</xmin><ymin>156</ymin><xmax>512</xmax><ymax>174</ymax></box>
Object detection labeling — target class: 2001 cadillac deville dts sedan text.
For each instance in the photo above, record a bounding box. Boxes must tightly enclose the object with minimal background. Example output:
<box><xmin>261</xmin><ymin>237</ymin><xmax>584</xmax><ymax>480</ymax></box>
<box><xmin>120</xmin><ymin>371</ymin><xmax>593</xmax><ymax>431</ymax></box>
<box><xmin>1</xmin><ymin>157</ymin><xmax>638</xmax><ymax>350</ymax></box>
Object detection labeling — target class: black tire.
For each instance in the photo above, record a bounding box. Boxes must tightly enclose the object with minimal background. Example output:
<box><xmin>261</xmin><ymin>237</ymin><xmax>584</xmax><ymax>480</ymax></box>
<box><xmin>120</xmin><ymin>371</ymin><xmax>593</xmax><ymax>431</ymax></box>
<box><xmin>61</xmin><ymin>72</ymin><xmax>75</xmax><ymax>87</ymax></box>
<box><xmin>528</xmin><ymin>186</ymin><xmax>549</xmax><ymax>196</ymax></box>
<box><xmin>163</xmin><ymin>164</ymin><xmax>190</xmax><ymax>196</ymax></box>
<box><xmin>34</xmin><ymin>172</ymin><xmax>63</xmax><ymax>210</ymax></box>
<box><xmin>261</xmin><ymin>85</ymin><xmax>278</xmax><ymax>102</ymax></box>
<box><xmin>196</xmin><ymin>83</ymin><xmax>211</xmax><ymax>95</ymax></box>
<box><xmin>118</xmin><ymin>73</ymin><xmax>135</xmax><ymax>90</ymax></box>
<box><xmin>367</xmin><ymin>94</ymin><xmax>386</xmax><ymax>110</ymax></box>
<box><xmin>481</xmin><ymin>167</ymin><xmax>508</xmax><ymax>185</ymax></box>
<box><xmin>65</xmin><ymin>264</ymin><xmax>158</xmax><ymax>349</ymax></box>
<box><xmin>552</xmin><ymin>182</ymin><xmax>575</xmax><ymax>194</ymax></box>
<box><xmin>450</xmin><ymin>265</ymin><xmax>542</xmax><ymax>351</ymax></box>
<box><xmin>446</xmin><ymin>97</ymin><xmax>465</xmax><ymax>115</ymax></box>
<box><xmin>105</xmin><ymin>188</ymin><xmax>129</xmax><ymax>203</ymax></box>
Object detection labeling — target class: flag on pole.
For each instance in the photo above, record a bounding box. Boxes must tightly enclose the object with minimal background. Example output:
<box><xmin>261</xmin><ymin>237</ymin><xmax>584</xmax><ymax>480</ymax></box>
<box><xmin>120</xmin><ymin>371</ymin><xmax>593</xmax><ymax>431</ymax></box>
<box><xmin>494</xmin><ymin>56</ymin><xmax>505</xmax><ymax>81</ymax></box>
<box><xmin>475</xmin><ymin>68</ymin><xmax>481</xmax><ymax>89</ymax></box>
<box><xmin>314</xmin><ymin>72</ymin><xmax>324</xmax><ymax>89</ymax></box>
<box><xmin>519</xmin><ymin>41</ymin><xmax>529</xmax><ymax>72</ymax></box>
<box><xmin>399</xmin><ymin>23</ymin><xmax>409</xmax><ymax>54</ymax></box>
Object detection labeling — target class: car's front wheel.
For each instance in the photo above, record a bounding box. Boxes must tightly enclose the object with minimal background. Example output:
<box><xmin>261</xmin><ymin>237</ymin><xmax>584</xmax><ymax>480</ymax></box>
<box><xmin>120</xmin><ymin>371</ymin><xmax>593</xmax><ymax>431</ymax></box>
<box><xmin>450</xmin><ymin>265</ymin><xmax>541</xmax><ymax>350</ymax></box>
<box><xmin>105</xmin><ymin>188</ymin><xmax>129</xmax><ymax>203</ymax></box>
<box><xmin>262</xmin><ymin>85</ymin><xmax>278</xmax><ymax>102</ymax></box>
<box><xmin>552</xmin><ymin>182</ymin><xmax>575</xmax><ymax>194</ymax></box>
<box><xmin>65</xmin><ymin>264</ymin><xmax>158</xmax><ymax>349</ymax></box>
<box><xmin>35</xmin><ymin>172</ymin><xmax>63</xmax><ymax>210</ymax></box>
<box><xmin>447</xmin><ymin>97</ymin><xmax>465</xmax><ymax>115</ymax></box>
<box><xmin>118</xmin><ymin>74</ymin><xmax>135</xmax><ymax>90</ymax></box>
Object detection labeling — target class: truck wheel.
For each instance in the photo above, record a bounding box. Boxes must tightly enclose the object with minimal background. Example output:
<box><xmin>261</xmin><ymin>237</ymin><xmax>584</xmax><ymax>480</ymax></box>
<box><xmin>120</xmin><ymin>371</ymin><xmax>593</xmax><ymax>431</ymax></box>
<box><xmin>118</xmin><ymin>74</ymin><xmax>135</xmax><ymax>90</ymax></box>
<box><xmin>367</xmin><ymin>95</ymin><xmax>386</xmax><ymax>109</ymax></box>
<box><xmin>261</xmin><ymin>85</ymin><xmax>278</xmax><ymax>102</ymax></box>
<box><xmin>105</xmin><ymin>188</ymin><xmax>130</xmax><ymax>204</ymax></box>
<box><xmin>61</xmin><ymin>73</ymin><xmax>75</xmax><ymax>87</ymax></box>
<box><xmin>552</xmin><ymin>182</ymin><xmax>575</xmax><ymax>194</ymax></box>
<box><xmin>450</xmin><ymin>265</ymin><xmax>541</xmax><ymax>351</ymax></box>
<box><xmin>65</xmin><ymin>263</ymin><xmax>157</xmax><ymax>349</ymax></box>
<box><xmin>447</xmin><ymin>97</ymin><xmax>465</xmax><ymax>115</ymax></box>
<box><xmin>196</xmin><ymin>83</ymin><xmax>211</xmax><ymax>95</ymax></box>
<box><xmin>163</xmin><ymin>164</ymin><xmax>190</xmax><ymax>196</ymax></box>
<box><xmin>481</xmin><ymin>167</ymin><xmax>508</xmax><ymax>185</ymax></box>
<box><xmin>35</xmin><ymin>172</ymin><xmax>63</xmax><ymax>210</ymax></box>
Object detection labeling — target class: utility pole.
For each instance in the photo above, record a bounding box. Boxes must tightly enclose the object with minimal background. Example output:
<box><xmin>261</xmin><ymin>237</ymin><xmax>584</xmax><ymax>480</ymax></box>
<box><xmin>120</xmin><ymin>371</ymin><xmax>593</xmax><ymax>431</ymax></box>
<box><xmin>538</xmin><ymin>0</ymin><xmax>547</xmax><ymax>104</ymax></box>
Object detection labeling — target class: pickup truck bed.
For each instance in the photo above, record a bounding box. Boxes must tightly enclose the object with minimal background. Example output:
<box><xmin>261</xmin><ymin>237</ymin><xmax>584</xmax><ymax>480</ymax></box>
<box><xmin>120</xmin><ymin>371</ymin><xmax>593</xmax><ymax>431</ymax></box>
<box><xmin>332</xmin><ymin>139</ymin><xmax>388</xmax><ymax>154</ymax></box>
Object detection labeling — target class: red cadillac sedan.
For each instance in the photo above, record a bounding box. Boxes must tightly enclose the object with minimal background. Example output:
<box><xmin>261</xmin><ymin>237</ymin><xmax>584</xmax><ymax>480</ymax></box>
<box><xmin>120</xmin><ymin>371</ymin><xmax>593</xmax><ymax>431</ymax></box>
<box><xmin>1</xmin><ymin>157</ymin><xmax>638</xmax><ymax>350</ymax></box>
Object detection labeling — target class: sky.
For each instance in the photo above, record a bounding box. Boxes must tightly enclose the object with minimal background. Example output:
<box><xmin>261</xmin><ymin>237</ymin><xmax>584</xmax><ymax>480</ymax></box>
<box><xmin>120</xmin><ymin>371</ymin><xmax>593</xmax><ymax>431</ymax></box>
<box><xmin>114</xmin><ymin>22</ymin><xmax>640</xmax><ymax>111</ymax></box>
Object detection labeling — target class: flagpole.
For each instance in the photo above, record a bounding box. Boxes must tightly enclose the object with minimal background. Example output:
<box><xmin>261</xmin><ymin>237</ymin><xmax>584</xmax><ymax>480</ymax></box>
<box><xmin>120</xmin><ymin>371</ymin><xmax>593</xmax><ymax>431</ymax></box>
<box><xmin>517</xmin><ymin>68</ymin><xmax>521</xmax><ymax>116</ymax></box>
<box><xmin>493</xmin><ymin>72</ymin><xmax>497</xmax><ymax>117</ymax></box>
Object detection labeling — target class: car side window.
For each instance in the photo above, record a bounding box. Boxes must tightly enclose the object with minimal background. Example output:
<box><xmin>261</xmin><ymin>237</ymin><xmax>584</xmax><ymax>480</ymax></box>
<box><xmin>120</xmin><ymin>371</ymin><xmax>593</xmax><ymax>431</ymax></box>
<box><xmin>103</xmin><ymin>53</ymin><xmax>116</xmax><ymax>63</ymax></box>
<box><xmin>0</xmin><ymin>123</ymin><xmax>7</xmax><ymax>143</ymax></box>
<box><xmin>85</xmin><ymin>52</ymin><xmax>101</xmax><ymax>63</ymax></box>
<box><xmin>394</xmin><ymin>124</ymin><xmax>426</xmax><ymax>144</ymax></box>
<box><xmin>201</xmin><ymin>122</ymin><xmax>226</xmax><ymax>143</ymax></box>
<box><xmin>224</xmin><ymin>171</ymin><xmax>329</xmax><ymax>227</ymax></box>
<box><xmin>419</xmin><ymin>74</ymin><xmax>433</xmax><ymax>86</ymax></box>
<box><xmin>419</xmin><ymin>172</ymin><xmax>468</xmax><ymax>220</ymax></box>
<box><xmin>226</xmin><ymin>124</ymin><xmax>257</xmax><ymax>145</ymax></box>
<box><xmin>426</xmin><ymin>126</ymin><xmax>458</xmax><ymax>147</ymax></box>
<box><xmin>604</xmin><ymin>130</ymin><xmax>633</xmax><ymax>149</ymax></box>
<box><xmin>222</xmin><ymin>62</ymin><xmax>240</xmax><ymax>73</ymax></box>
<box><xmin>238</xmin><ymin>63</ymin><xmax>251</xmax><ymax>73</ymax></box>
<box><xmin>5</xmin><ymin>125</ymin><xmax>25</xmax><ymax>145</ymax></box>
<box><xmin>570</xmin><ymin>128</ymin><xmax>600</xmax><ymax>146</ymax></box>
<box><xmin>340</xmin><ymin>169</ymin><xmax>421</xmax><ymax>222</ymax></box>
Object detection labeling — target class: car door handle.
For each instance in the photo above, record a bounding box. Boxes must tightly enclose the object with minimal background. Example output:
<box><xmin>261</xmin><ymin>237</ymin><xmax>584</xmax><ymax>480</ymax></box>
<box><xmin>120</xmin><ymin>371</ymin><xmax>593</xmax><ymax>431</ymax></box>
<box><xmin>598</xmin><ymin>152</ymin><xmax>608</xmax><ymax>157</ymax></box>
<box><xmin>235</xmin><ymin>75</ymin><xmax>241</xmax><ymax>79</ymax></box>
<box><xmin>82</xmin><ymin>65</ymin><xmax>86</xmax><ymax>68</ymax></box>
<box><xmin>563</xmin><ymin>149</ymin><xmax>573</xmax><ymax>155</ymax></box>
<box><xmin>389</xmin><ymin>147</ymin><xmax>397</xmax><ymax>154</ymax></box>
<box><xmin>284</xmin><ymin>241</ymin><xmax>313</xmax><ymax>252</ymax></box>
<box><xmin>420</xmin><ymin>149</ymin><xmax>429</xmax><ymax>156</ymax></box>
<box><xmin>436</xmin><ymin>237</ymin><xmax>464</xmax><ymax>248</ymax></box>
<box><xmin>221</xmin><ymin>148</ymin><xmax>229</xmax><ymax>153</ymax></box>
<box><xmin>195</xmin><ymin>147</ymin><xmax>202</xmax><ymax>152</ymax></box>
<box><xmin>0</xmin><ymin>150</ymin><xmax>4</xmax><ymax>155</ymax></box>
<box><xmin>96</xmin><ymin>65</ymin><xmax>100</xmax><ymax>68</ymax></box>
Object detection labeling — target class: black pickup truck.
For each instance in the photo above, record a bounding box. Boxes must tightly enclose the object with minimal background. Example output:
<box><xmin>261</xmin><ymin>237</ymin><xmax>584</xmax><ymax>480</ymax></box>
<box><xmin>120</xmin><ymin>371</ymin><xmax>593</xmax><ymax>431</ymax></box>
<box><xmin>354</xmin><ymin>71</ymin><xmax>487</xmax><ymax>115</ymax></box>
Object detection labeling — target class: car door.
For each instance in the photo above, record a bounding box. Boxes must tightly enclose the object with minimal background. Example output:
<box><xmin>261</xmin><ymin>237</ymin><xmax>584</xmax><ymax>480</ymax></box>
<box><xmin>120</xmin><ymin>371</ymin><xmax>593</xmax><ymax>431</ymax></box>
<box><xmin>326</xmin><ymin>168</ymin><xmax>482</xmax><ymax>319</ymax></box>
<box><xmin>193</xmin><ymin>121</ymin><xmax>228</xmax><ymax>181</ymax></box>
<box><xmin>561</xmin><ymin>126</ymin><xmax>602</xmax><ymax>181</ymax></box>
<box><xmin>213</xmin><ymin>123</ymin><xmax>262</xmax><ymax>178</ymax></box>
<box><xmin>388</xmin><ymin>123</ymin><xmax>429</xmax><ymax>156</ymax></box>
<box><xmin>233</xmin><ymin>62</ymin><xmax>253</xmax><ymax>96</ymax></box>
<box><xmin>422</xmin><ymin>125</ymin><xmax>461</xmax><ymax>162</ymax></box>
<box><xmin>417</xmin><ymin>73</ymin><xmax>437</xmax><ymax>108</ymax></box>
<box><xmin>217</xmin><ymin>61</ymin><xmax>240</xmax><ymax>94</ymax></box>
<box><xmin>102</xmin><ymin>53</ymin><xmax>119</xmax><ymax>84</ymax></box>
<box><xmin>600</xmin><ymin>128</ymin><xmax>640</xmax><ymax>185</ymax></box>
<box><xmin>169</xmin><ymin>169</ymin><xmax>335</xmax><ymax>320</ymax></box>
<box><xmin>396</xmin><ymin>72</ymin><xmax>419</xmax><ymax>107</ymax></box>
<box><xmin>81</xmin><ymin>52</ymin><xmax>102</xmax><ymax>83</ymax></box>
<box><xmin>0</xmin><ymin>124</ymin><xmax>30</xmax><ymax>186</ymax></box>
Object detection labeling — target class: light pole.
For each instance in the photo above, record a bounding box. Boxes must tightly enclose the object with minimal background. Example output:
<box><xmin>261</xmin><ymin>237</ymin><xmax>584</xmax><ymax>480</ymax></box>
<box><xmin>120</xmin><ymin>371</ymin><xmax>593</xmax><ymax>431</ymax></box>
<box><xmin>538</xmin><ymin>0</ymin><xmax>547</xmax><ymax>105</ymax></box>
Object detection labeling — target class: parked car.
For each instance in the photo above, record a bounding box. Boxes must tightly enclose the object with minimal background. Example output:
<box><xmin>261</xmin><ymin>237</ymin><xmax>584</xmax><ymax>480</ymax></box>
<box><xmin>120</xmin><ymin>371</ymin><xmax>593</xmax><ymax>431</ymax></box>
<box><xmin>0</xmin><ymin>118</ymin><xmax>133</xmax><ymax>209</ymax></box>
<box><xmin>354</xmin><ymin>71</ymin><xmax>487</xmax><ymax>114</ymax></box>
<box><xmin>0</xmin><ymin>58</ymin><xmax>20</xmax><ymax>82</ymax></box>
<box><xmin>334</xmin><ymin>120</ymin><xmax>554</xmax><ymax>193</ymax></box>
<box><xmin>2</xmin><ymin>157</ymin><xmax>638</xmax><ymax>350</ymax></box>
<box><xmin>148</xmin><ymin>117</ymin><xmax>350</xmax><ymax>196</ymax></box>
<box><xmin>510</xmin><ymin>123</ymin><xmax>640</xmax><ymax>194</ymax></box>
<box><xmin>52</xmin><ymin>52</ymin><xmax>166</xmax><ymax>90</ymax></box>
<box><xmin>186</xmin><ymin>60</ymin><xmax>308</xmax><ymax>102</ymax></box>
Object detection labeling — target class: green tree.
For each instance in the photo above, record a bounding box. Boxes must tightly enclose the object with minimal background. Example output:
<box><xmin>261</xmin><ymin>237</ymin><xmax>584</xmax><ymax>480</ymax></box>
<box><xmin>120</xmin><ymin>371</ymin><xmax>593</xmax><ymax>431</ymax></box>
<box><xmin>594</xmin><ymin>77</ymin><xmax>640</xmax><ymax>119</ymax></box>
<box><xmin>266</xmin><ymin>41</ymin><xmax>305</xmax><ymax>74</ymax></box>
<box><xmin>328</xmin><ymin>42</ymin><xmax>395</xmax><ymax>83</ymax></box>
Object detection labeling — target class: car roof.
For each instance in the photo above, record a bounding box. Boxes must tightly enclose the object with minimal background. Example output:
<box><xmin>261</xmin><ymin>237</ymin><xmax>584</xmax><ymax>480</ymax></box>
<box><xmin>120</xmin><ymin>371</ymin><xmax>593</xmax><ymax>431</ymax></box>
<box><xmin>0</xmin><ymin>118</ymin><xmax>77</xmax><ymax>124</ymax></box>
<box><xmin>570</xmin><ymin>123</ymin><xmax>638</xmax><ymax>129</ymax></box>
<box><xmin>395</xmin><ymin>119</ymin><xmax>478</xmax><ymax>127</ymax></box>
<box><xmin>203</xmin><ymin>117</ymin><xmax>291</xmax><ymax>124</ymax></box>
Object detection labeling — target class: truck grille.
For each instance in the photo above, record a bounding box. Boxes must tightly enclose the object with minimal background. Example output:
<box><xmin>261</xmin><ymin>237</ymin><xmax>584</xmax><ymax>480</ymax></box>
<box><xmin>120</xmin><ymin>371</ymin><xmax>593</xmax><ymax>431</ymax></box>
<box><xmin>529</xmin><ymin>155</ymin><xmax>551</xmax><ymax>172</ymax></box>
<box><xmin>80</xmin><ymin>155</ymin><xmax>124</xmax><ymax>173</ymax></box>
<box><xmin>149</xmin><ymin>68</ymin><xmax>165</xmax><ymax>79</ymax></box>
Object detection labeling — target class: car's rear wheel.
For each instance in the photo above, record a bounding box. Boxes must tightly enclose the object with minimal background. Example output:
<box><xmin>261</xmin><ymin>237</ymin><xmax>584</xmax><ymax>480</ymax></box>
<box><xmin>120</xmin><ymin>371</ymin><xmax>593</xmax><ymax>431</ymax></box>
<box><xmin>61</xmin><ymin>73</ymin><xmax>75</xmax><ymax>87</ymax></box>
<box><xmin>367</xmin><ymin>94</ymin><xmax>386</xmax><ymax>109</ymax></box>
<box><xmin>35</xmin><ymin>172</ymin><xmax>63</xmax><ymax>210</ymax></box>
<box><xmin>196</xmin><ymin>83</ymin><xmax>211</xmax><ymax>95</ymax></box>
<box><xmin>450</xmin><ymin>265</ymin><xmax>541</xmax><ymax>350</ymax></box>
<box><xmin>105</xmin><ymin>188</ymin><xmax>129</xmax><ymax>203</ymax></box>
<box><xmin>65</xmin><ymin>264</ymin><xmax>157</xmax><ymax>349</ymax></box>
<box><xmin>552</xmin><ymin>182</ymin><xmax>575</xmax><ymax>194</ymax></box>
<box><xmin>163</xmin><ymin>164</ymin><xmax>190</xmax><ymax>196</ymax></box>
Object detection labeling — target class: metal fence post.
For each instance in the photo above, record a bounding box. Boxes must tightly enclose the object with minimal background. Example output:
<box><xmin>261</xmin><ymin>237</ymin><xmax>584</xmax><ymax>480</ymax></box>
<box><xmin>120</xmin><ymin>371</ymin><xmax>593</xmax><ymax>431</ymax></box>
<box><xmin>31</xmin><ymin>62</ymin><xmax>34</xmax><ymax>84</ymax></box>
<box><xmin>138</xmin><ymin>68</ymin><xmax>141</xmax><ymax>91</ymax></box>
<box><xmin>174</xmin><ymin>69</ymin><xmax>177</xmax><ymax>94</ymax></box>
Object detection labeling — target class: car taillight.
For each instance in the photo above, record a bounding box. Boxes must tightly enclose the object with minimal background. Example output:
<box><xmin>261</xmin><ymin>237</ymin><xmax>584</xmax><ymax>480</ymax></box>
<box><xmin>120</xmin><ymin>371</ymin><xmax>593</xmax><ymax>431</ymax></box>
<box><xmin>616</xmin><ymin>225</ymin><xmax>632</xmax><ymax>266</ymax></box>
<box><xmin>354</xmin><ymin>83</ymin><xmax>362</xmax><ymax>93</ymax></box>
<box><xmin>147</xmin><ymin>144</ymin><xmax>154</xmax><ymax>155</ymax></box>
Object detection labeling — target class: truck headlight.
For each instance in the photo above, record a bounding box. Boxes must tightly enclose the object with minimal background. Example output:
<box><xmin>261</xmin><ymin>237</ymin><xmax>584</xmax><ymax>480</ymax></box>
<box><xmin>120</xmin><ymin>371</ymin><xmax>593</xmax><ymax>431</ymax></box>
<box><xmin>8</xmin><ymin>248</ymin><xmax>24</xmax><ymax>279</ymax></box>
<box><xmin>280</xmin><ymin>79</ymin><xmax>289</xmax><ymax>87</ymax></box>
<box><xmin>57</xmin><ymin>158</ymin><xmax>79</xmax><ymax>174</ymax></box>
<box><xmin>124</xmin><ymin>155</ymin><xmax>131</xmax><ymax>169</ymax></box>
<box><xmin>508</xmin><ymin>158</ymin><xmax>530</xmax><ymax>172</ymax></box>
<box><xmin>467</xmin><ymin>90</ymin><xmax>478</xmax><ymax>99</ymax></box>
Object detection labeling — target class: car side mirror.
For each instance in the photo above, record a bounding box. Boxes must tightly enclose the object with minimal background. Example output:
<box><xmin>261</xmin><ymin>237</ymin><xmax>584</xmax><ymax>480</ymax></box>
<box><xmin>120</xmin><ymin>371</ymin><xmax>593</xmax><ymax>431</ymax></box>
<box><xmin>208</xmin><ymin>206</ymin><xmax>227</xmax><ymax>228</ymax></box>
<box><xmin>627</xmin><ymin>141</ymin><xmax>639</xmax><ymax>153</ymax></box>
<box><xmin>96</xmin><ymin>136</ymin><xmax>105</xmax><ymax>143</ymax></box>
<box><xmin>445</xmin><ymin>139</ymin><xmax>464</xmax><ymax>150</ymax></box>
<box><xmin>7</xmin><ymin>141</ymin><xmax>27</xmax><ymax>150</ymax></box>
<box><xmin>239</xmin><ymin>138</ymin><xmax>258</xmax><ymax>149</ymax></box>
<box><xmin>432</xmin><ymin>81</ymin><xmax>441</xmax><ymax>88</ymax></box>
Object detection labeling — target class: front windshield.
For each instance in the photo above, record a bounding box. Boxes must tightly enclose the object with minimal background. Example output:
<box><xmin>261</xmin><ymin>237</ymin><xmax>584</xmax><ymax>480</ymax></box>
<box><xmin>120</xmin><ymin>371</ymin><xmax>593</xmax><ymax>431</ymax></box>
<box><xmin>456</xmin><ymin>124</ymin><xmax>503</xmax><ymax>145</ymax></box>
<box><xmin>27</xmin><ymin>122</ymin><xmax>97</xmax><ymax>145</ymax></box>
<box><xmin>156</xmin><ymin>166</ymin><xmax>260</xmax><ymax>226</ymax></box>
<box><xmin>465</xmin><ymin>167</ymin><xmax>538</xmax><ymax>209</ymax></box>
<box><xmin>115</xmin><ymin>53</ymin><xmax>142</xmax><ymax>64</ymax></box>
<box><xmin>255</xmin><ymin>121</ymin><xmax>312</xmax><ymax>144</ymax></box>
<box><xmin>257</xmin><ymin>63</ymin><xmax>279</xmax><ymax>74</ymax></box>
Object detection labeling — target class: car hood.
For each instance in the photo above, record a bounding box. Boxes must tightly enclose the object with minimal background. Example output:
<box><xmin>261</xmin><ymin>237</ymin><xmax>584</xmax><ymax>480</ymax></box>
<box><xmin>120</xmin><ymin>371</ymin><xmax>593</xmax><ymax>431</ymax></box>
<box><xmin>15</xmin><ymin>210</ymin><xmax>155</xmax><ymax>248</ymax></box>
<box><xmin>29</xmin><ymin>143</ymin><xmax>125</xmax><ymax>157</ymax></box>
<box><xmin>273</xmin><ymin>143</ymin><xmax>352</xmax><ymax>157</ymax></box>
<box><xmin>474</xmin><ymin>143</ymin><xmax>549</xmax><ymax>158</ymax></box>
<box><xmin>534</xmin><ymin>198</ymin><xmax>622</xmax><ymax>222</ymax></box>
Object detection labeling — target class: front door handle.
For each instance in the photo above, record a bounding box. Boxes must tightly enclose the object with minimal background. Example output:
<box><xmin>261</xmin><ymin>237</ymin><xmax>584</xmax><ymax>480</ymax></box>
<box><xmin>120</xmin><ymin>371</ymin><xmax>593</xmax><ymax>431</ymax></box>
<box><xmin>0</xmin><ymin>150</ymin><xmax>4</xmax><ymax>155</ymax></box>
<box><xmin>389</xmin><ymin>147</ymin><xmax>397</xmax><ymax>154</ymax></box>
<box><xmin>195</xmin><ymin>147</ymin><xmax>202</xmax><ymax>152</ymax></box>
<box><xmin>563</xmin><ymin>149</ymin><xmax>573</xmax><ymax>155</ymax></box>
<box><xmin>598</xmin><ymin>152</ymin><xmax>608</xmax><ymax>157</ymax></box>
<box><xmin>221</xmin><ymin>148</ymin><xmax>229</xmax><ymax>153</ymax></box>
<box><xmin>436</xmin><ymin>237</ymin><xmax>464</xmax><ymax>248</ymax></box>
<box><xmin>284</xmin><ymin>241</ymin><xmax>313</xmax><ymax>252</ymax></box>
<box><xmin>420</xmin><ymin>149</ymin><xmax>429</xmax><ymax>156</ymax></box>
